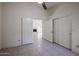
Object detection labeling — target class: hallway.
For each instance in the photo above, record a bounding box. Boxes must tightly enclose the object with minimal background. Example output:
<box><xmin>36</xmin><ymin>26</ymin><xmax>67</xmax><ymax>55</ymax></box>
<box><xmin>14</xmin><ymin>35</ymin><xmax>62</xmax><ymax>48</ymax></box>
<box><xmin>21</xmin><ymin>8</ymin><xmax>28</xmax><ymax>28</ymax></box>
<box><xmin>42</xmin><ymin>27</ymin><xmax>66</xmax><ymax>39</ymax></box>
<box><xmin>0</xmin><ymin>39</ymin><xmax>78</xmax><ymax>56</ymax></box>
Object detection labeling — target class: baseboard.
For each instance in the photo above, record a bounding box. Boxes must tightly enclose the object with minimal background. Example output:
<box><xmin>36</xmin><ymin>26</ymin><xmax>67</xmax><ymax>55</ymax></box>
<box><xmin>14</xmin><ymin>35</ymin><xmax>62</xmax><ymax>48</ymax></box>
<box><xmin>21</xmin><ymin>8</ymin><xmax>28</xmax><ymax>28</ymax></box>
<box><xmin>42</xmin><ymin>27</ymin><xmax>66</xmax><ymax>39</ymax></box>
<box><xmin>43</xmin><ymin>38</ymin><xmax>53</xmax><ymax>43</ymax></box>
<box><xmin>54</xmin><ymin>42</ymin><xmax>71</xmax><ymax>50</ymax></box>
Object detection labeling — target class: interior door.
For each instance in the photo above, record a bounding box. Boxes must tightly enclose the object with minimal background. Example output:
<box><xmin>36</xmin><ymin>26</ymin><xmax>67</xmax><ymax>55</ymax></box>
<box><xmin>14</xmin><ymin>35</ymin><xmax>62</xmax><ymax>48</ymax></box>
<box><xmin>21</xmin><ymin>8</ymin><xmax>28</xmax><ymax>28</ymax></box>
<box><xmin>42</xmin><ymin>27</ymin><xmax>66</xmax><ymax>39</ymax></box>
<box><xmin>44</xmin><ymin>20</ymin><xmax>53</xmax><ymax>42</ymax></box>
<box><xmin>54</xmin><ymin>17</ymin><xmax>71</xmax><ymax>49</ymax></box>
<box><xmin>22</xmin><ymin>18</ymin><xmax>33</xmax><ymax>45</ymax></box>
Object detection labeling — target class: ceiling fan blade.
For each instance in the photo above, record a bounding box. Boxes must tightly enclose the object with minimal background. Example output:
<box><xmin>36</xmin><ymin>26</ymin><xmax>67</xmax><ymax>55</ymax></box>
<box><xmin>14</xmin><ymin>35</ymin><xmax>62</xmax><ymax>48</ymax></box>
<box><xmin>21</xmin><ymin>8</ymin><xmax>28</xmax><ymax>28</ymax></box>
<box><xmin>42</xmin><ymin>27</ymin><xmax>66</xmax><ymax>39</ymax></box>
<box><xmin>42</xmin><ymin>2</ymin><xmax>47</xmax><ymax>10</ymax></box>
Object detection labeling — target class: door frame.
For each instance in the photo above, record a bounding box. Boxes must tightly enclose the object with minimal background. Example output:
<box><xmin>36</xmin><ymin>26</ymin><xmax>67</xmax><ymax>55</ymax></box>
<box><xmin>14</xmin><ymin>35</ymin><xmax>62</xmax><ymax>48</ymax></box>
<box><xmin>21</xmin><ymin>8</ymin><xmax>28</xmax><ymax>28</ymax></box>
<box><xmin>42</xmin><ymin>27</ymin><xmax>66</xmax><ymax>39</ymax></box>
<box><xmin>33</xmin><ymin>19</ymin><xmax>43</xmax><ymax>40</ymax></box>
<box><xmin>21</xmin><ymin>17</ymin><xmax>23</xmax><ymax>46</ymax></box>
<box><xmin>21</xmin><ymin>18</ymin><xmax>33</xmax><ymax>45</ymax></box>
<box><xmin>52</xmin><ymin>17</ymin><xmax>72</xmax><ymax>50</ymax></box>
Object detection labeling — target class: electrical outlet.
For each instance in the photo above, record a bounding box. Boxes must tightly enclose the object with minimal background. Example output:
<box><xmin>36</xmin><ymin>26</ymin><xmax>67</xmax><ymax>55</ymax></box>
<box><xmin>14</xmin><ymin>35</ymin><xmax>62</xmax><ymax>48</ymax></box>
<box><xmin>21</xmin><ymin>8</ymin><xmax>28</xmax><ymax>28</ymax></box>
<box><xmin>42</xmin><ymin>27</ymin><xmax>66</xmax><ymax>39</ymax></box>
<box><xmin>76</xmin><ymin>45</ymin><xmax>79</xmax><ymax>48</ymax></box>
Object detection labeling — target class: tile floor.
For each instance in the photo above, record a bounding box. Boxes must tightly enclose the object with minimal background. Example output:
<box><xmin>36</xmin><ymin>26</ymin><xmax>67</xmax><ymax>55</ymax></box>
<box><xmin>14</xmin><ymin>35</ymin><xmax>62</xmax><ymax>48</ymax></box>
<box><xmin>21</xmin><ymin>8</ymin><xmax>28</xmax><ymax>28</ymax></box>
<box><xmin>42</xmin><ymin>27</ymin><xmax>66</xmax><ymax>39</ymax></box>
<box><xmin>0</xmin><ymin>39</ymin><xmax>78</xmax><ymax>56</ymax></box>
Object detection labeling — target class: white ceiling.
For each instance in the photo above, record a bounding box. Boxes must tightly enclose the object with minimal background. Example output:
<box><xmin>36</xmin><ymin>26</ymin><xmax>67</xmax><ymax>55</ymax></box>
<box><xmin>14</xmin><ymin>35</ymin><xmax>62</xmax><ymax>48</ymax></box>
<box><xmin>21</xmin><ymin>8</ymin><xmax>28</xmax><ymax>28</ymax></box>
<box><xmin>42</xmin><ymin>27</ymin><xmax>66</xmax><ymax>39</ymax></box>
<box><xmin>45</xmin><ymin>2</ymin><xmax>62</xmax><ymax>8</ymax></box>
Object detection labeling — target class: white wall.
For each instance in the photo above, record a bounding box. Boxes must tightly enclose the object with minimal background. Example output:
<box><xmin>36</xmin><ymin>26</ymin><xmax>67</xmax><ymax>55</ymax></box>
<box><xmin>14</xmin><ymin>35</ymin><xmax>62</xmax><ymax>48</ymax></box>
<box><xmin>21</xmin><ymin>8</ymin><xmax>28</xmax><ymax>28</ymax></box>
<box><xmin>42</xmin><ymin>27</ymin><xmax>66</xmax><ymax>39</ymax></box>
<box><xmin>0</xmin><ymin>3</ymin><xmax>2</xmax><ymax>49</ymax></box>
<box><xmin>2</xmin><ymin>2</ymin><xmax>47</xmax><ymax>48</ymax></box>
<box><xmin>47</xmin><ymin>3</ymin><xmax>79</xmax><ymax>53</ymax></box>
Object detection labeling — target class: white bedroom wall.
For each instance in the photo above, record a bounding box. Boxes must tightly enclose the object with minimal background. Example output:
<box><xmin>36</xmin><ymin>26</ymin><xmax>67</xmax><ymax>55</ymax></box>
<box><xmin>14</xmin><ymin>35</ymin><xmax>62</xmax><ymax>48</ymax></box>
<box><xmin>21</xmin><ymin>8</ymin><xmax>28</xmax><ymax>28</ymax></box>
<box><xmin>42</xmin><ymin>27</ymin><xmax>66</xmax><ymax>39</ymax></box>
<box><xmin>0</xmin><ymin>3</ymin><xmax>2</xmax><ymax>49</ymax></box>
<box><xmin>2</xmin><ymin>2</ymin><xmax>47</xmax><ymax>48</ymax></box>
<box><xmin>47</xmin><ymin>3</ymin><xmax>79</xmax><ymax>53</ymax></box>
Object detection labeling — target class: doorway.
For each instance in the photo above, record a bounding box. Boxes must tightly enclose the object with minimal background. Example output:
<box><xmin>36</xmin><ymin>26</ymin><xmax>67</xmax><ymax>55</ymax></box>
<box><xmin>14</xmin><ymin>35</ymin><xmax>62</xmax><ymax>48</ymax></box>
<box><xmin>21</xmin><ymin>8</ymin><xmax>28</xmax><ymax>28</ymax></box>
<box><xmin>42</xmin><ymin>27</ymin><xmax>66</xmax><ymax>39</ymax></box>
<box><xmin>21</xmin><ymin>18</ymin><xmax>42</xmax><ymax>45</ymax></box>
<box><xmin>21</xmin><ymin>18</ymin><xmax>33</xmax><ymax>45</ymax></box>
<box><xmin>33</xmin><ymin>20</ymin><xmax>42</xmax><ymax>42</ymax></box>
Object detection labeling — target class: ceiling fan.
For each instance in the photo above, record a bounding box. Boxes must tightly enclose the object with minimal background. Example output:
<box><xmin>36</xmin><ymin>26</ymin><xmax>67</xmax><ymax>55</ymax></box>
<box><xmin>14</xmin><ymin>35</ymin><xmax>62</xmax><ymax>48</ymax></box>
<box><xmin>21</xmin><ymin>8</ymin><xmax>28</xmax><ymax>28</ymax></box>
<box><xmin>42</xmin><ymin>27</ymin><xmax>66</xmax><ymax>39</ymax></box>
<box><xmin>38</xmin><ymin>2</ymin><xmax>47</xmax><ymax>10</ymax></box>
<box><xmin>42</xmin><ymin>2</ymin><xmax>47</xmax><ymax>10</ymax></box>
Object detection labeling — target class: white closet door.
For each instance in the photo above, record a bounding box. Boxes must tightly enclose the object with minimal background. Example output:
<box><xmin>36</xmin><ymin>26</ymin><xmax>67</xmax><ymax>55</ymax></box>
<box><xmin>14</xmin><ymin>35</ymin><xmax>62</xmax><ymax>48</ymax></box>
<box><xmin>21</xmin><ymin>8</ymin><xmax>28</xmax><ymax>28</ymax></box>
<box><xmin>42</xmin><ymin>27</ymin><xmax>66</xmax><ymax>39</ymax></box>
<box><xmin>54</xmin><ymin>17</ymin><xmax>71</xmax><ymax>49</ymax></box>
<box><xmin>22</xmin><ymin>18</ymin><xmax>33</xmax><ymax>45</ymax></box>
<box><xmin>44</xmin><ymin>20</ymin><xmax>53</xmax><ymax>42</ymax></box>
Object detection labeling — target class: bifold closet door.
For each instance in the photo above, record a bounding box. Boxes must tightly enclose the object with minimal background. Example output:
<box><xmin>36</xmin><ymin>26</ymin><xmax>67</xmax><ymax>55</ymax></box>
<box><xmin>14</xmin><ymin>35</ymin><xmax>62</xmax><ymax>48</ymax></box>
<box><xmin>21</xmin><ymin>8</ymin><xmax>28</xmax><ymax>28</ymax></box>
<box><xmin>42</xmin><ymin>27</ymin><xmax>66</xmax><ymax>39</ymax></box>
<box><xmin>44</xmin><ymin>20</ymin><xmax>53</xmax><ymax>42</ymax></box>
<box><xmin>54</xmin><ymin>18</ymin><xmax>71</xmax><ymax>49</ymax></box>
<box><xmin>22</xmin><ymin>18</ymin><xmax>33</xmax><ymax>45</ymax></box>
